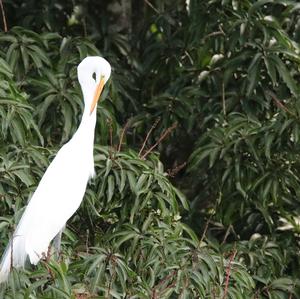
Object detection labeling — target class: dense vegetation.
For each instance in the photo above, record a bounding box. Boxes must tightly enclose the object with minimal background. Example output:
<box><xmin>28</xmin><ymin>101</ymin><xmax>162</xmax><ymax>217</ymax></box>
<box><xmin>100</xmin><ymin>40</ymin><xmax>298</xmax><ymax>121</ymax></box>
<box><xmin>0</xmin><ymin>0</ymin><xmax>300</xmax><ymax>298</ymax></box>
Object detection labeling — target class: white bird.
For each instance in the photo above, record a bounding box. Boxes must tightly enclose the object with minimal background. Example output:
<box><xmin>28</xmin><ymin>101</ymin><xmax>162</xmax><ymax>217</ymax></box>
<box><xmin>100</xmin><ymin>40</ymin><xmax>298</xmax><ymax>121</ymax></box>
<box><xmin>0</xmin><ymin>56</ymin><xmax>111</xmax><ymax>282</ymax></box>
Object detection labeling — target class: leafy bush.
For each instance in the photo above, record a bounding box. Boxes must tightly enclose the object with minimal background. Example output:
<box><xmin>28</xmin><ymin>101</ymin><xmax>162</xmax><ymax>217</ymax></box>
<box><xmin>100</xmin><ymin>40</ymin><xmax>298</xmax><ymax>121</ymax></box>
<box><xmin>0</xmin><ymin>0</ymin><xmax>300</xmax><ymax>298</ymax></box>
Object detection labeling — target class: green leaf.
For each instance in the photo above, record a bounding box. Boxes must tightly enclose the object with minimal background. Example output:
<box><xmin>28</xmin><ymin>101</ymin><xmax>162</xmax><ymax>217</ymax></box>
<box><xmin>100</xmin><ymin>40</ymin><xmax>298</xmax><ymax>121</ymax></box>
<box><xmin>272</xmin><ymin>55</ymin><xmax>299</xmax><ymax>96</ymax></box>
<box><xmin>107</xmin><ymin>175</ymin><xmax>115</xmax><ymax>202</ymax></box>
<box><xmin>247</xmin><ymin>53</ymin><xmax>262</xmax><ymax>97</ymax></box>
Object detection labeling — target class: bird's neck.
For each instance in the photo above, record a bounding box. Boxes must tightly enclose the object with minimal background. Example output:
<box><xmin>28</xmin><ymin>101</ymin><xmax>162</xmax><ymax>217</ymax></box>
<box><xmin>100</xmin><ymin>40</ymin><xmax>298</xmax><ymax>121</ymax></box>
<box><xmin>72</xmin><ymin>83</ymin><xmax>98</xmax><ymax>142</ymax></box>
<box><xmin>72</xmin><ymin>108</ymin><xmax>97</xmax><ymax>145</ymax></box>
<box><xmin>82</xmin><ymin>107</ymin><xmax>97</xmax><ymax>130</ymax></box>
<box><xmin>82</xmin><ymin>107</ymin><xmax>97</xmax><ymax>124</ymax></box>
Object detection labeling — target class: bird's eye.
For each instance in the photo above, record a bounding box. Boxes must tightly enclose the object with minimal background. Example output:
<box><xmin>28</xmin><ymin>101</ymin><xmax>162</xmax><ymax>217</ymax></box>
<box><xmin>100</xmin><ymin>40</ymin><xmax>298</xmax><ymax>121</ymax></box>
<box><xmin>92</xmin><ymin>72</ymin><xmax>96</xmax><ymax>81</ymax></box>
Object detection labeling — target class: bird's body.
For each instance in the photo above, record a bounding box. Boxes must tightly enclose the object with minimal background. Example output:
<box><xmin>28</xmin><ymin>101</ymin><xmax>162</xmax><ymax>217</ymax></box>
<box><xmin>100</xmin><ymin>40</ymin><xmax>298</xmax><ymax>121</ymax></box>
<box><xmin>0</xmin><ymin>56</ymin><xmax>111</xmax><ymax>282</ymax></box>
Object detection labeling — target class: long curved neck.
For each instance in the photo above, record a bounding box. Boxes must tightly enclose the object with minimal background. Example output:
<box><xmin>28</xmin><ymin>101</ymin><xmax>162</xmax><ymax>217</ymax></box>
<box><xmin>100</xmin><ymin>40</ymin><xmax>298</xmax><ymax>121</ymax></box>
<box><xmin>68</xmin><ymin>102</ymin><xmax>97</xmax><ymax>179</ymax></box>
<box><xmin>75</xmin><ymin>107</ymin><xmax>97</xmax><ymax>141</ymax></box>
<box><xmin>72</xmin><ymin>82</ymin><xmax>98</xmax><ymax>143</ymax></box>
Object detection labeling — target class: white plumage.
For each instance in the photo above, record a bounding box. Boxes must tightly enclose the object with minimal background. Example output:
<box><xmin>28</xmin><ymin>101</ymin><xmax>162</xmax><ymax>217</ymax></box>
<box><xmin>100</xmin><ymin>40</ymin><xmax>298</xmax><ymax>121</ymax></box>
<box><xmin>0</xmin><ymin>56</ymin><xmax>111</xmax><ymax>282</ymax></box>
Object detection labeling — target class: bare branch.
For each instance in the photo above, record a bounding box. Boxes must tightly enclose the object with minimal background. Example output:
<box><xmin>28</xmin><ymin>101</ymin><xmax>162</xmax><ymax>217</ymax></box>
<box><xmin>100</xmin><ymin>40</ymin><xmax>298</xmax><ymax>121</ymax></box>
<box><xmin>151</xmin><ymin>270</ymin><xmax>177</xmax><ymax>298</ymax></box>
<box><xmin>222</xmin><ymin>248</ymin><xmax>237</xmax><ymax>299</ymax></box>
<box><xmin>144</xmin><ymin>0</ymin><xmax>159</xmax><ymax>14</ymax></box>
<box><xmin>267</xmin><ymin>90</ymin><xmax>297</xmax><ymax>118</ymax></box>
<box><xmin>199</xmin><ymin>215</ymin><xmax>212</xmax><ymax>248</ymax></box>
<box><xmin>141</xmin><ymin>122</ymin><xmax>177</xmax><ymax>160</ymax></box>
<box><xmin>221</xmin><ymin>224</ymin><xmax>233</xmax><ymax>245</ymax></box>
<box><xmin>118</xmin><ymin>119</ymin><xmax>131</xmax><ymax>152</ymax></box>
<box><xmin>0</xmin><ymin>0</ymin><xmax>7</xmax><ymax>32</ymax></box>
<box><xmin>138</xmin><ymin>117</ymin><xmax>160</xmax><ymax>157</ymax></box>
<box><xmin>107</xmin><ymin>118</ymin><xmax>113</xmax><ymax>148</ymax></box>
<box><xmin>167</xmin><ymin>161</ymin><xmax>187</xmax><ymax>177</ymax></box>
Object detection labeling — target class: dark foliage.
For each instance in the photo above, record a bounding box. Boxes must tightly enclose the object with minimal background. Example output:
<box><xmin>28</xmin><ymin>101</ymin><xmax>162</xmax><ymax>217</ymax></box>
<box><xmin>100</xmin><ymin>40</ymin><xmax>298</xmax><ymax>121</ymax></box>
<box><xmin>0</xmin><ymin>0</ymin><xmax>300</xmax><ymax>298</ymax></box>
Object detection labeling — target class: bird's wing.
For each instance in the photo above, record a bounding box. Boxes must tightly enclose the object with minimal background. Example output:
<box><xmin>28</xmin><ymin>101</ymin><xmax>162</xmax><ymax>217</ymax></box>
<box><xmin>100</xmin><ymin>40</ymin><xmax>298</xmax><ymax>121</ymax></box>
<box><xmin>15</xmin><ymin>142</ymin><xmax>91</xmax><ymax>264</ymax></box>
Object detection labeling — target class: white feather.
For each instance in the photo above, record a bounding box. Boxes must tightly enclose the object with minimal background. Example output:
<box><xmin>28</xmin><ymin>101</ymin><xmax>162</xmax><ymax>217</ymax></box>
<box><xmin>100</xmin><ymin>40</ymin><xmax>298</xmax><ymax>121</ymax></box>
<box><xmin>0</xmin><ymin>56</ymin><xmax>111</xmax><ymax>282</ymax></box>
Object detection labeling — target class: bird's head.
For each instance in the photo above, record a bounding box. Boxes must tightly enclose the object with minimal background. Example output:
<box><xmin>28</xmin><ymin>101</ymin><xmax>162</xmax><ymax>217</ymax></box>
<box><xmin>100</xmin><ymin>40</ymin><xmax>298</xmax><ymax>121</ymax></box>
<box><xmin>77</xmin><ymin>56</ymin><xmax>111</xmax><ymax>114</ymax></box>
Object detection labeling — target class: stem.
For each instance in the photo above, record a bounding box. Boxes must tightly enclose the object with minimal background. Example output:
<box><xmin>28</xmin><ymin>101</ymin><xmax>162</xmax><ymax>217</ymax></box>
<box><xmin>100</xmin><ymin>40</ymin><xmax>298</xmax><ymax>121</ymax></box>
<box><xmin>144</xmin><ymin>0</ymin><xmax>159</xmax><ymax>14</ymax></box>
<box><xmin>167</xmin><ymin>161</ymin><xmax>187</xmax><ymax>177</ymax></box>
<box><xmin>222</xmin><ymin>248</ymin><xmax>237</xmax><ymax>299</ymax></box>
<box><xmin>141</xmin><ymin>122</ymin><xmax>177</xmax><ymax>159</ymax></box>
<box><xmin>267</xmin><ymin>90</ymin><xmax>297</xmax><ymax>118</ymax></box>
<box><xmin>0</xmin><ymin>0</ymin><xmax>7</xmax><ymax>32</ymax></box>
<box><xmin>118</xmin><ymin>119</ymin><xmax>130</xmax><ymax>152</ymax></box>
<box><xmin>138</xmin><ymin>117</ymin><xmax>160</xmax><ymax>157</ymax></box>
<box><xmin>198</xmin><ymin>215</ymin><xmax>212</xmax><ymax>248</ymax></box>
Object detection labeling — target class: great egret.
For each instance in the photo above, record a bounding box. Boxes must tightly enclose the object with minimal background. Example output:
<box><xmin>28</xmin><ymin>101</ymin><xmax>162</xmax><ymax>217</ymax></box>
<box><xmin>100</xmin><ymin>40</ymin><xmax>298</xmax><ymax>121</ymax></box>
<box><xmin>0</xmin><ymin>56</ymin><xmax>111</xmax><ymax>282</ymax></box>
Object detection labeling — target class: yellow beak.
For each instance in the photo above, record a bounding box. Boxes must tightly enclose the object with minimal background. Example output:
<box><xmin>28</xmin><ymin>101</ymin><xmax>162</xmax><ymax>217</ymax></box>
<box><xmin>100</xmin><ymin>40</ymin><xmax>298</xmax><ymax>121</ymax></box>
<box><xmin>90</xmin><ymin>77</ymin><xmax>105</xmax><ymax>115</ymax></box>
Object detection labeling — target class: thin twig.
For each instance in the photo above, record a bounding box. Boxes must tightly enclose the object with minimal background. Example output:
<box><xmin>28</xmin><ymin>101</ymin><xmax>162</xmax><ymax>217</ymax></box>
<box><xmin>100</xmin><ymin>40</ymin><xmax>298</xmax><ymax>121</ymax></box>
<box><xmin>222</xmin><ymin>248</ymin><xmax>237</xmax><ymax>299</ymax></box>
<box><xmin>198</xmin><ymin>215</ymin><xmax>212</xmax><ymax>248</ymax></box>
<box><xmin>267</xmin><ymin>90</ymin><xmax>297</xmax><ymax>117</ymax></box>
<box><xmin>184</xmin><ymin>50</ymin><xmax>194</xmax><ymax>65</ymax></box>
<box><xmin>188</xmin><ymin>216</ymin><xmax>212</xmax><ymax>272</ymax></box>
<box><xmin>86</xmin><ymin>229</ymin><xmax>89</xmax><ymax>254</ymax></box>
<box><xmin>179</xmin><ymin>277</ymin><xmax>189</xmax><ymax>299</ymax></box>
<box><xmin>144</xmin><ymin>0</ymin><xmax>159</xmax><ymax>14</ymax></box>
<box><xmin>107</xmin><ymin>118</ymin><xmax>113</xmax><ymax>147</ymax></box>
<box><xmin>151</xmin><ymin>270</ymin><xmax>177</xmax><ymax>298</ymax></box>
<box><xmin>221</xmin><ymin>224</ymin><xmax>232</xmax><ymax>245</ymax></box>
<box><xmin>46</xmin><ymin>244</ymin><xmax>51</xmax><ymax>262</ymax></box>
<box><xmin>156</xmin><ymin>270</ymin><xmax>177</xmax><ymax>288</ymax></box>
<box><xmin>118</xmin><ymin>119</ymin><xmax>131</xmax><ymax>152</ymax></box>
<box><xmin>151</xmin><ymin>289</ymin><xmax>157</xmax><ymax>299</ymax></box>
<box><xmin>212</xmin><ymin>287</ymin><xmax>216</xmax><ymax>299</ymax></box>
<box><xmin>138</xmin><ymin>117</ymin><xmax>160</xmax><ymax>157</ymax></box>
<box><xmin>167</xmin><ymin>161</ymin><xmax>187</xmax><ymax>177</ymax></box>
<box><xmin>203</xmin><ymin>31</ymin><xmax>225</xmax><ymax>41</ymax></box>
<box><xmin>141</xmin><ymin>122</ymin><xmax>177</xmax><ymax>160</ymax></box>
<box><xmin>106</xmin><ymin>254</ymin><xmax>117</xmax><ymax>299</ymax></box>
<box><xmin>107</xmin><ymin>118</ymin><xmax>115</xmax><ymax>160</ymax></box>
<box><xmin>0</xmin><ymin>0</ymin><xmax>7</xmax><ymax>32</ymax></box>
<box><xmin>41</xmin><ymin>253</ymin><xmax>55</xmax><ymax>280</ymax></box>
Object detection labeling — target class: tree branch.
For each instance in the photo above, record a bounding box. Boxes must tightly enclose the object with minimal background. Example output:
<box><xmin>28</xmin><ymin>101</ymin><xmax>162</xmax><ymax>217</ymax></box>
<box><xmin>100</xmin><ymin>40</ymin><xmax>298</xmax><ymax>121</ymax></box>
<box><xmin>222</xmin><ymin>248</ymin><xmax>237</xmax><ymax>299</ymax></box>
<box><xmin>141</xmin><ymin>122</ymin><xmax>177</xmax><ymax>159</ymax></box>
<box><xmin>118</xmin><ymin>119</ymin><xmax>131</xmax><ymax>152</ymax></box>
<box><xmin>138</xmin><ymin>117</ymin><xmax>160</xmax><ymax>157</ymax></box>
<box><xmin>0</xmin><ymin>0</ymin><xmax>7</xmax><ymax>32</ymax></box>
<box><xmin>144</xmin><ymin>0</ymin><xmax>159</xmax><ymax>14</ymax></box>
